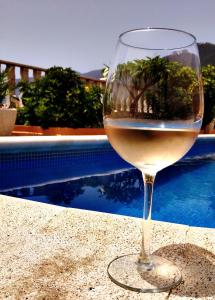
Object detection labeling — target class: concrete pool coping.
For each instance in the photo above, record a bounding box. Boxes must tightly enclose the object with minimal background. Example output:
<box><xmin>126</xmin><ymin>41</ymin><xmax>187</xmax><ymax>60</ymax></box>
<box><xmin>0</xmin><ymin>133</ymin><xmax>213</xmax><ymax>153</ymax></box>
<box><xmin>0</xmin><ymin>135</ymin><xmax>109</xmax><ymax>152</ymax></box>
<box><xmin>0</xmin><ymin>133</ymin><xmax>214</xmax><ymax>143</ymax></box>
<box><xmin>0</xmin><ymin>133</ymin><xmax>213</xmax><ymax>143</ymax></box>
<box><xmin>0</xmin><ymin>194</ymin><xmax>213</xmax><ymax>299</ymax></box>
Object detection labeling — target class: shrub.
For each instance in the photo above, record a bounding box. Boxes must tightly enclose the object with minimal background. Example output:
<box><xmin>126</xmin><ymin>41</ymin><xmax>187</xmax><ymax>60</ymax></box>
<box><xmin>17</xmin><ymin>66</ymin><xmax>103</xmax><ymax>128</ymax></box>
<box><xmin>0</xmin><ymin>69</ymin><xmax>10</xmax><ymax>102</ymax></box>
<box><xmin>202</xmin><ymin>65</ymin><xmax>215</xmax><ymax>127</ymax></box>
<box><xmin>83</xmin><ymin>85</ymin><xmax>103</xmax><ymax>127</ymax></box>
<box><xmin>0</xmin><ymin>69</ymin><xmax>12</xmax><ymax>108</ymax></box>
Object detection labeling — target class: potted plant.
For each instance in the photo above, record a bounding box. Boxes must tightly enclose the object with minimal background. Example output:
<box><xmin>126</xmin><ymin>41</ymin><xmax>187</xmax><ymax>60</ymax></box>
<box><xmin>0</xmin><ymin>69</ymin><xmax>17</xmax><ymax>135</ymax></box>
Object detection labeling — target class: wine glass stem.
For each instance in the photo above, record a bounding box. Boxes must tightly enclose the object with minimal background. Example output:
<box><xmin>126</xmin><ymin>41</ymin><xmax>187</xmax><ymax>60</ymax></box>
<box><xmin>138</xmin><ymin>172</ymin><xmax>156</xmax><ymax>268</ymax></box>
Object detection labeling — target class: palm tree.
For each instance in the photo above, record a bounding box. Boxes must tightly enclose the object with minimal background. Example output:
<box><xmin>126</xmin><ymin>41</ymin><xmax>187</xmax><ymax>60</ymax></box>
<box><xmin>114</xmin><ymin>56</ymin><xmax>198</xmax><ymax>119</ymax></box>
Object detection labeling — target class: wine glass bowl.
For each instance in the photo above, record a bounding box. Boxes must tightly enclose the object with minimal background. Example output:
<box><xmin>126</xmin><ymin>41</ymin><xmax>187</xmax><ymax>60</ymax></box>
<box><xmin>103</xmin><ymin>28</ymin><xmax>203</xmax><ymax>293</ymax></box>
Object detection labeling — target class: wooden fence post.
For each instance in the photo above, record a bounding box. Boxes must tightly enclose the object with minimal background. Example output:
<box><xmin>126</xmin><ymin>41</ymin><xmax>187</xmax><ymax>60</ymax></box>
<box><xmin>6</xmin><ymin>65</ymin><xmax>16</xmax><ymax>94</ymax></box>
<box><xmin>20</xmin><ymin>67</ymin><xmax>29</xmax><ymax>81</ymax></box>
<box><xmin>33</xmin><ymin>69</ymin><xmax>42</xmax><ymax>80</ymax></box>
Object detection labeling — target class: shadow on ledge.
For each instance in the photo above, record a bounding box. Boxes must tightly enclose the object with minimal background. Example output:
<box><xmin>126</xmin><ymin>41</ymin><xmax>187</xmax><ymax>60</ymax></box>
<box><xmin>153</xmin><ymin>243</ymin><xmax>215</xmax><ymax>298</ymax></box>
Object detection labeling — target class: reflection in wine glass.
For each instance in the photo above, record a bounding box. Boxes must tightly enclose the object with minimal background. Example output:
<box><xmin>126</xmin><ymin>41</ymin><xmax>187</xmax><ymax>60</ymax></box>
<box><xmin>103</xmin><ymin>28</ymin><xmax>204</xmax><ymax>293</ymax></box>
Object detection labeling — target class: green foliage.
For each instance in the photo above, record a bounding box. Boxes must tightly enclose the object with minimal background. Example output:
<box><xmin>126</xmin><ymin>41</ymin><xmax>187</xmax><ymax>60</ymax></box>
<box><xmin>17</xmin><ymin>66</ymin><xmax>103</xmax><ymax>128</ymax></box>
<box><xmin>84</xmin><ymin>85</ymin><xmax>103</xmax><ymax>127</ymax></box>
<box><xmin>0</xmin><ymin>69</ymin><xmax>10</xmax><ymax>105</ymax></box>
<box><xmin>202</xmin><ymin>65</ymin><xmax>215</xmax><ymax>127</ymax></box>
<box><xmin>145</xmin><ymin>59</ymin><xmax>198</xmax><ymax>119</ymax></box>
<box><xmin>110</xmin><ymin>56</ymin><xmax>198</xmax><ymax>119</ymax></box>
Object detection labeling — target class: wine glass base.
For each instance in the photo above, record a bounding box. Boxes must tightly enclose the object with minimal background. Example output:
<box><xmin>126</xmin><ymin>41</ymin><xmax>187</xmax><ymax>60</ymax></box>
<box><xmin>107</xmin><ymin>253</ymin><xmax>182</xmax><ymax>293</ymax></box>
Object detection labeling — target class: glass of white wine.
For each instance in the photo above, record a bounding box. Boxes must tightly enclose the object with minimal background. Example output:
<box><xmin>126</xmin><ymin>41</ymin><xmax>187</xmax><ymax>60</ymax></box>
<box><xmin>103</xmin><ymin>28</ymin><xmax>204</xmax><ymax>293</ymax></box>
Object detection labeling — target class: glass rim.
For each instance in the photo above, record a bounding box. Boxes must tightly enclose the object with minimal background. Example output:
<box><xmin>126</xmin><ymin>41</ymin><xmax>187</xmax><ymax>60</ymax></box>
<box><xmin>119</xmin><ymin>27</ymin><xmax>197</xmax><ymax>51</ymax></box>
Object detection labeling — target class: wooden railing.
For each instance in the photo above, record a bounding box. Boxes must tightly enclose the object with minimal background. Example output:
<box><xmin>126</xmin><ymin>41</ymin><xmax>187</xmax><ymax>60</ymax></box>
<box><xmin>0</xmin><ymin>59</ymin><xmax>106</xmax><ymax>94</ymax></box>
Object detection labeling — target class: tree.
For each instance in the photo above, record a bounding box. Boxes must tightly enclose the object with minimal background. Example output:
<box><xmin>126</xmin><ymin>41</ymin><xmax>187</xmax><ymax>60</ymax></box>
<box><xmin>107</xmin><ymin>56</ymin><xmax>199</xmax><ymax>120</ymax></box>
<box><xmin>114</xmin><ymin>57</ymin><xmax>169</xmax><ymax>114</ymax></box>
<box><xmin>17</xmin><ymin>66</ymin><xmax>103</xmax><ymax>128</ymax></box>
<box><xmin>202</xmin><ymin>65</ymin><xmax>215</xmax><ymax>127</ymax></box>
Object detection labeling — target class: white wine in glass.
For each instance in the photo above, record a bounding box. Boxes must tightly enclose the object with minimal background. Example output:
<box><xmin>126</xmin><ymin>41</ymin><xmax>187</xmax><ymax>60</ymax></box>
<box><xmin>103</xmin><ymin>28</ymin><xmax>204</xmax><ymax>293</ymax></box>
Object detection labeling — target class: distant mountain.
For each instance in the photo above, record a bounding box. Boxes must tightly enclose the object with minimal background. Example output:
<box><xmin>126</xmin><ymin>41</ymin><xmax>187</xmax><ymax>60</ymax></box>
<box><xmin>198</xmin><ymin>42</ymin><xmax>215</xmax><ymax>66</ymax></box>
<box><xmin>81</xmin><ymin>43</ymin><xmax>215</xmax><ymax>80</ymax></box>
<box><xmin>81</xmin><ymin>69</ymin><xmax>102</xmax><ymax>79</ymax></box>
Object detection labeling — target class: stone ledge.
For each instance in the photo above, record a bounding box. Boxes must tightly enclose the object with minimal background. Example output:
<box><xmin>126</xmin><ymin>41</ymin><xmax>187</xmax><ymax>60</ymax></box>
<box><xmin>0</xmin><ymin>195</ymin><xmax>214</xmax><ymax>299</ymax></box>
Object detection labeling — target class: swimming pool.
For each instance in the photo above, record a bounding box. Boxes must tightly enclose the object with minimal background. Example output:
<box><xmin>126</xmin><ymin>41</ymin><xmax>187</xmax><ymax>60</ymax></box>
<box><xmin>0</xmin><ymin>136</ymin><xmax>214</xmax><ymax>228</ymax></box>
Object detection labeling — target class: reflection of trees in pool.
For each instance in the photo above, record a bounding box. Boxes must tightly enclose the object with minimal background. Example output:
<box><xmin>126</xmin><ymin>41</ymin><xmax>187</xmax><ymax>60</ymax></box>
<box><xmin>4</xmin><ymin>161</ymin><xmax>210</xmax><ymax>207</ymax></box>
<box><xmin>44</xmin><ymin>182</ymin><xmax>85</xmax><ymax>205</ymax></box>
<box><xmin>97</xmin><ymin>170</ymin><xmax>143</xmax><ymax>203</ymax></box>
<box><xmin>7</xmin><ymin>164</ymin><xmax>200</xmax><ymax>207</ymax></box>
<box><xmin>42</xmin><ymin>169</ymin><xmax>143</xmax><ymax>205</ymax></box>
<box><xmin>3</xmin><ymin>169</ymin><xmax>144</xmax><ymax>206</ymax></box>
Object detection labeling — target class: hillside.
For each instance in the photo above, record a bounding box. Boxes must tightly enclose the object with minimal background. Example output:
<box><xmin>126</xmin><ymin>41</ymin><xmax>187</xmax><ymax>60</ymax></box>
<box><xmin>81</xmin><ymin>69</ymin><xmax>102</xmax><ymax>79</ymax></box>
<box><xmin>82</xmin><ymin>43</ymin><xmax>215</xmax><ymax>79</ymax></box>
<box><xmin>198</xmin><ymin>42</ymin><xmax>215</xmax><ymax>66</ymax></box>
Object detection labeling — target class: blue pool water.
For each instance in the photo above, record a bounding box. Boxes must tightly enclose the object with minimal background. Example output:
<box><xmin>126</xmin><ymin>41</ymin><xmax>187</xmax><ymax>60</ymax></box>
<box><xmin>0</xmin><ymin>137</ymin><xmax>215</xmax><ymax>228</ymax></box>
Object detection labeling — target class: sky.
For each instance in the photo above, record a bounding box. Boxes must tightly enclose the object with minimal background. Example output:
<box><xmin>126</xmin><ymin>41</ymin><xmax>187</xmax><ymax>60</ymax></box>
<box><xmin>0</xmin><ymin>0</ymin><xmax>214</xmax><ymax>73</ymax></box>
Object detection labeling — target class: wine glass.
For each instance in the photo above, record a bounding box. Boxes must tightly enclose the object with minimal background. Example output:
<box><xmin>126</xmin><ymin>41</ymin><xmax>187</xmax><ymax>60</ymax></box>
<box><xmin>103</xmin><ymin>28</ymin><xmax>203</xmax><ymax>293</ymax></box>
